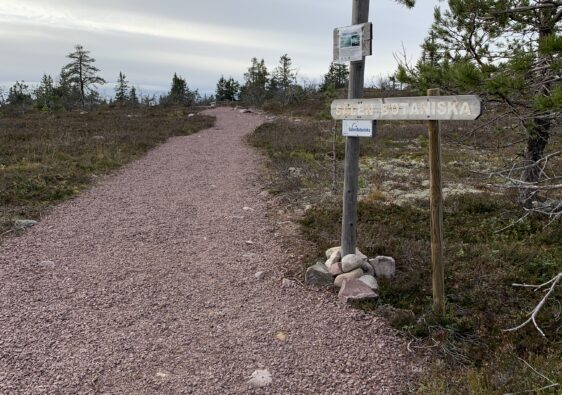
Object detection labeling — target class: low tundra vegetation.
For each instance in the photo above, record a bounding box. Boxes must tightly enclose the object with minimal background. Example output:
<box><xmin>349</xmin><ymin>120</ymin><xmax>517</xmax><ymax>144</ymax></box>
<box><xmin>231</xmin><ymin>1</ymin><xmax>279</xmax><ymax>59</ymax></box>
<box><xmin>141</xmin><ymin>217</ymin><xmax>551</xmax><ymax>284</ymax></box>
<box><xmin>248</xmin><ymin>114</ymin><xmax>561</xmax><ymax>394</ymax></box>
<box><xmin>0</xmin><ymin>107</ymin><xmax>214</xmax><ymax>239</ymax></box>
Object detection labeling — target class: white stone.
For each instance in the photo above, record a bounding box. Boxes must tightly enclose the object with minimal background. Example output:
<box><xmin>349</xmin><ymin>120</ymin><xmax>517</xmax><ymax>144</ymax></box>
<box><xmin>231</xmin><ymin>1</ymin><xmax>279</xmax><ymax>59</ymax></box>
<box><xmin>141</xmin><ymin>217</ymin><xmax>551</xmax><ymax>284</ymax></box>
<box><xmin>156</xmin><ymin>370</ymin><xmax>171</xmax><ymax>378</ymax></box>
<box><xmin>288</xmin><ymin>167</ymin><xmax>302</xmax><ymax>178</ymax></box>
<box><xmin>14</xmin><ymin>219</ymin><xmax>38</xmax><ymax>230</ymax></box>
<box><xmin>325</xmin><ymin>250</ymin><xmax>342</xmax><ymax>270</ymax></box>
<box><xmin>37</xmin><ymin>260</ymin><xmax>55</xmax><ymax>269</ymax></box>
<box><xmin>359</xmin><ymin>275</ymin><xmax>379</xmax><ymax>290</ymax></box>
<box><xmin>325</xmin><ymin>246</ymin><xmax>367</xmax><ymax>259</ymax></box>
<box><xmin>371</xmin><ymin>256</ymin><xmax>396</xmax><ymax>279</ymax></box>
<box><xmin>355</xmin><ymin>249</ymin><xmax>368</xmax><ymax>261</ymax></box>
<box><xmin>281</xmin><ymin>278</ymin><xmax>296</xmax><ymax>288</ymax></box>
<box><xmin>254</xmin><ymin>271</ymin><xmax>265</xmax><ymax>280</ymax></box>
<box><xmin>325</xmin><ymin>246</ymin><xmax>341</xmax><ymax>259</ymax></box>
<box><xmin>341</xmin><ymin>254</ymin><xmax>363</xmax><ymax>273</ymax></box>
<box><xmin>248</xmin><ymin>369</ymin><xmax>272</xmax><ymax>388</ymax></box>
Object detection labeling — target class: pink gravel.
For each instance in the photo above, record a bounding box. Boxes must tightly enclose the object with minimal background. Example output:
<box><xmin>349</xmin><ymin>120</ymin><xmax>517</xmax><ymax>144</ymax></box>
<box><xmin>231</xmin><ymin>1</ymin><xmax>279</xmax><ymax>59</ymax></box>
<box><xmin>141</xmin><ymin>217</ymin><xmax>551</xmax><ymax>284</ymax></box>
<box><xmin>0</xmin><ymin>107</ymin><xmax>421</xmax><ymax>394</ymax></box>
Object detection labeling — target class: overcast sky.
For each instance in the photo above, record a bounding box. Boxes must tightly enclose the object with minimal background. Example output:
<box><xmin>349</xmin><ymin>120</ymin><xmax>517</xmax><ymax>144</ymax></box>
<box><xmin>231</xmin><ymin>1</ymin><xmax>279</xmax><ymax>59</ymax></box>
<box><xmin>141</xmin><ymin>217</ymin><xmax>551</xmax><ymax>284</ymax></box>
<box><xmin>0</xmin><ymin>0</ymin><xmax>441</xmax><ymax>97</ymax></box>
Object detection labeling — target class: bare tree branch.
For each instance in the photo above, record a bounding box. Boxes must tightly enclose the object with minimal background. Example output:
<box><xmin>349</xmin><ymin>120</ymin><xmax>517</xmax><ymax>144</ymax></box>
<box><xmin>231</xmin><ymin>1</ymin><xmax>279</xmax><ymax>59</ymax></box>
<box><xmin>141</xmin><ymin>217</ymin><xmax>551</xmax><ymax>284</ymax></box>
<box><xmin>504</xmin><ymin>272</ymin><xmax>562</xmax><ymax>337</ymax></box>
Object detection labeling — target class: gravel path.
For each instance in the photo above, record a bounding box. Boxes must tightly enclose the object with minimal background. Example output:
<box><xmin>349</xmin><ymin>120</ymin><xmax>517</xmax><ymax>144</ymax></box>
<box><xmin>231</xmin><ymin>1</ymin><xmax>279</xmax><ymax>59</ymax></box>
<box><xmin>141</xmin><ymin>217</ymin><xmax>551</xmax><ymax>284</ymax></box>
<box><xmin>0</xmin><ymin>108</ymin><xmax>420</xmax><ymax>394</ymax></box>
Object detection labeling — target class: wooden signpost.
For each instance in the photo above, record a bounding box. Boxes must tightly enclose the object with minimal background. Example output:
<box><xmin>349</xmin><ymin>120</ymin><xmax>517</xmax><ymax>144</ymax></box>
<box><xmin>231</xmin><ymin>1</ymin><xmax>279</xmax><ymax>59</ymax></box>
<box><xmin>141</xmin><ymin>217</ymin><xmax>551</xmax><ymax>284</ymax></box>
<box><xmin>332</xmin><ymin>91</ymin><xmax>482</xmax><ymax>315</ymax></box>
<box><xmin>332</xmin><ymin>0</ymin><xmax>482</xmax><ymax>315</ymax></box>
<box><xmin>338</xmin><ymin>0</ymin><xmax>370</xmax><ymax>261</ymax></box>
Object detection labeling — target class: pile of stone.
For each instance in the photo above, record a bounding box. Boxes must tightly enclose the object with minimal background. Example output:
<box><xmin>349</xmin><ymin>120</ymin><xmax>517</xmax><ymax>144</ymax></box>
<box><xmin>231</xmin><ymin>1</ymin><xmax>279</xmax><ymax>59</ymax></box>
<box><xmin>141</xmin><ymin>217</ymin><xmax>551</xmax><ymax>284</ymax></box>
<box><xmin>305</xmin><ymin>246</ymin><xmax>396</xmax><ymax>304</ymax></box>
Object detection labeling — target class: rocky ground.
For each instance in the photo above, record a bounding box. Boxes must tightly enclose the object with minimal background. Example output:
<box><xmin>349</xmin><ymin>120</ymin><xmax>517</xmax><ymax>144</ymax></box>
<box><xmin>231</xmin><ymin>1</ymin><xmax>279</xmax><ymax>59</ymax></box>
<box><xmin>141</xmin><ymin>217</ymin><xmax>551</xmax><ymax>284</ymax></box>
<box><xmin>0</xmin><ymin>107</ymin><xmax>421</xmax><ymax>394</ymax></box>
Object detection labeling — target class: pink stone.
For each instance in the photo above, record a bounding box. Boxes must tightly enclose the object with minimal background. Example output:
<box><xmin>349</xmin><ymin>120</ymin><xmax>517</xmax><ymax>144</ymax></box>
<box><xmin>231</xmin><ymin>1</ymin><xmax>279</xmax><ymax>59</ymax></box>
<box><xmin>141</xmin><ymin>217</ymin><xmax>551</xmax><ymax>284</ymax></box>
<box><xmin>338</xmin><ymin>278</ymin><xmax>378</xmax><ymax>303</ymax></box>
<box><xmin>328</xmin><ymin>261</ymin><xmax>343</xmax><ymax>276</ymax></box>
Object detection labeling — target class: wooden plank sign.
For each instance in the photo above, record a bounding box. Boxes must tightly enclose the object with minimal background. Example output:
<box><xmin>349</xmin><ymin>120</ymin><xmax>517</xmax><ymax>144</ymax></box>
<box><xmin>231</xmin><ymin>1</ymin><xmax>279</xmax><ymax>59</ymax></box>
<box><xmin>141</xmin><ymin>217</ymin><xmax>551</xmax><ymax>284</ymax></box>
<box><xmin>331</xmin><ymin>95</ymin><xmax>481</xmax><ymax>121</ymax></box>
<box><xmin>333</xmin><ymin>23</ymin><xmax>373</xmax><ymax>63</ymax></box>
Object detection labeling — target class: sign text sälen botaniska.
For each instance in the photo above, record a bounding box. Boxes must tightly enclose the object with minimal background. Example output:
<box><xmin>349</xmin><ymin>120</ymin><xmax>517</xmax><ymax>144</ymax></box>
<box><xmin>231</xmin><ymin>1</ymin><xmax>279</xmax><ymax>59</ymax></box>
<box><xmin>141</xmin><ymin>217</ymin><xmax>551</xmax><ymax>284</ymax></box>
<box><xmin>331</xmin><ymin>95</ymin><xmax>481</xmax><ymax>121</ymax></box>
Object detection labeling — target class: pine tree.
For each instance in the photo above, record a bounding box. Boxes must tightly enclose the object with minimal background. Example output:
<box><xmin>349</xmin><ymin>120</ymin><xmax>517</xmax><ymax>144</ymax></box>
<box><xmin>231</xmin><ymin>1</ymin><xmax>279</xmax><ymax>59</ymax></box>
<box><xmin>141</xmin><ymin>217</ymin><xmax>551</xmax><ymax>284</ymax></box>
<box><xmin>241</xmin><ymin>58</ymin><xmax>269</xmax><ymax>106</ymax></box>
<box><xmin>321</xmin><ymin>63</ymin><xmax>349</xmax><ymax>91</ymax></box>
<box><xmin>271</xmin><ymin>54</ymin><xmax>297</xmax><ymax>91</ymax></box>
<box><xmin>129</xmin><ymin>86</ymin><xmax>139</xmax><ymax>106</ymax></box>
<box><xmin>115</xmin><ymin>72</ymin><xmax>129</xmax><ymax>103</ymax></box>
<box><xmin>270</xmin><ymin>54</ymin><xmax>299</xmax><ymax>107</ymax></box>
<box><xmin>61</xmin><ymin>44</ymin><xmax>106</xmax><ymax>107</ymax></box>
<box><xmin>54</xmin><ymin>70</ymin><xmax>80</xmax><ymax>109</ymax></box>
<box><xmin>397</xmin><ymin>0</ymin><xmax>561</xmax><ymax>208</ymax></box>
<box><xmin>34</xmin><ymin>74</ymin><xmax>56</xmax><ymax>111</ymax></box>
<box><xmin>166</xmin><ymin>73</ymin><xmax>196</xmax><ymax>105</ymax></box>
<box><xmin>170</xmin><ymin>73</ymin><xmax>187</xmax><ymax>102</ymax></box>
<box><xmin>7</xmin><ymin>81</ymin><xmax>32</xmax><ymax>113</ymax></box>
<box><xmin>216</xmin><ymin>76</ymin><xmax>240</xmax><ymax>101</ymax></box>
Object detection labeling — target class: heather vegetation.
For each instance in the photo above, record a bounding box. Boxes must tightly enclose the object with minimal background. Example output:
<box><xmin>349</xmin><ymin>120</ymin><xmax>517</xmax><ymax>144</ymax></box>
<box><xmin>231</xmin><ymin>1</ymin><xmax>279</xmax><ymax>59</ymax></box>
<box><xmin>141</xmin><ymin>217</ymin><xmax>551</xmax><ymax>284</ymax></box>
<box><xmin>0</xmin><ymin>107</ymin><xmax>214</xmax><ymax>240</ymax></box>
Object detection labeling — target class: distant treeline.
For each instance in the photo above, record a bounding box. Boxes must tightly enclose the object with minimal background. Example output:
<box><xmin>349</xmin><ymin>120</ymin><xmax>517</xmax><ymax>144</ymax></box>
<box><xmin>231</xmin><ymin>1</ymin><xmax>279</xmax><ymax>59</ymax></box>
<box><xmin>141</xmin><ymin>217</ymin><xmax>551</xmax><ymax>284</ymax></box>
<box><xmin>0</xmin><ymin>44</ymin><xmax>406</xmax><ymax>114</ymax></box>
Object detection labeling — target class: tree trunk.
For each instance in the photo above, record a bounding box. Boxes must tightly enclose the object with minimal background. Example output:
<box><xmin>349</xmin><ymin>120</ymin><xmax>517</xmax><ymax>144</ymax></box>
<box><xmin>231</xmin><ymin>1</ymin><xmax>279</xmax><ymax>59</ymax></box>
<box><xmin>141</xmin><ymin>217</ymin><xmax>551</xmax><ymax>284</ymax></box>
<box><xmin>518</xmin><ymin>9</ymin><xmax>554</xmax><ymax>208</ymax></box>
<box><xmin>519</xmin><ymin>119</ymin><xmax>550</xmax><ymax>207</ymax></box>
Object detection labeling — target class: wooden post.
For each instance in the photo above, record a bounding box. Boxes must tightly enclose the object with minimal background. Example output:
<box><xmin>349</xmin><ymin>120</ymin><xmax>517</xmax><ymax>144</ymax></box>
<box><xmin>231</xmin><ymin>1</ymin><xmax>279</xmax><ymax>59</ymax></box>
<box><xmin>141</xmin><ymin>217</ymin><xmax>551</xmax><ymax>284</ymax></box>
<box><xmin>341</xmin><ymin>0</ymin><xmax>369</xmax><ymax>257</ymax></box>
<box><xmin>428</xmin><ymin>88</ymin><xmax>445</xmax><ymax>316</ymax></box>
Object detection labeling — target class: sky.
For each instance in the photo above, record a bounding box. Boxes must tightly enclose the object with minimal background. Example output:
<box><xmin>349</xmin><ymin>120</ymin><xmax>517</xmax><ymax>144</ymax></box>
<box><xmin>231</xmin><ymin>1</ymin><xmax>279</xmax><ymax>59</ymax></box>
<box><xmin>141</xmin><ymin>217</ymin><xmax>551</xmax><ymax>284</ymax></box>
<box><xmin>0</xmin><ymin>0</ymin><xmax>441</xmax><ymax>98</ymax></box>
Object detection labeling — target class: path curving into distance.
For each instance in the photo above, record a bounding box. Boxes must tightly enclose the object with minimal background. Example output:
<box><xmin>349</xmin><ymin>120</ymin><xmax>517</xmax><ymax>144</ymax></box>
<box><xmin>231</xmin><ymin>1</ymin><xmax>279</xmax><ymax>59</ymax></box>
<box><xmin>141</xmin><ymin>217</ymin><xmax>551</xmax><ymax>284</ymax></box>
<box><xmin>0</xmin><ymin>108</ymin><xmax>420</xmax><ymax>394</ymax></box>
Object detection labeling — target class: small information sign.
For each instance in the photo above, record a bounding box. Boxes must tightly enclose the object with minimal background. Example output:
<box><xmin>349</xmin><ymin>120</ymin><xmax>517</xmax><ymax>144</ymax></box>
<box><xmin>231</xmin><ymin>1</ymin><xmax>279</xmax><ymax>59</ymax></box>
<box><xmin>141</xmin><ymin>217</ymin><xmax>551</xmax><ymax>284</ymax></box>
<box><xmin>342</xmin><ymin>120</ymin><xmax>374</xmax><ymax>137</ymax></box>
<box><xmin>333</xmin><ymin>23</ymin><xmax>373</xmax><ymax>62</ymax></box>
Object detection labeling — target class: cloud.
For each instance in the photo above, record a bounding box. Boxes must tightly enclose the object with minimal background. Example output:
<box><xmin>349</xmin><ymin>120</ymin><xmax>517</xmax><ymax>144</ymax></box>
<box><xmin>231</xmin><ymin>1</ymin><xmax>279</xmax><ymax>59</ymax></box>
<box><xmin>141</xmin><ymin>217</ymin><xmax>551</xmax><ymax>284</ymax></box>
<box><xmin>0</xmin><ymin>0</ymin><xmax>441</xmax><ymax>94</ymax></box>
<box><xmin>0</xmin><ymin>0</ymin><xmax>323</xmax><ymax>55</ymax></box>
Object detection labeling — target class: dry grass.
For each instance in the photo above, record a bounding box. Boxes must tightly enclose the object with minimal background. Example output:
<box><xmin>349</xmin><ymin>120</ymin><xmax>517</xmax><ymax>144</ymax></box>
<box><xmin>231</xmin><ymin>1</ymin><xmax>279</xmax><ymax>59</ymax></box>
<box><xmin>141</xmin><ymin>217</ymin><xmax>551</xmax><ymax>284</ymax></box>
<box><xmin>0</xmin><ymin>106</ymin><xmax>214</xmax><ymax>240</ymax></box>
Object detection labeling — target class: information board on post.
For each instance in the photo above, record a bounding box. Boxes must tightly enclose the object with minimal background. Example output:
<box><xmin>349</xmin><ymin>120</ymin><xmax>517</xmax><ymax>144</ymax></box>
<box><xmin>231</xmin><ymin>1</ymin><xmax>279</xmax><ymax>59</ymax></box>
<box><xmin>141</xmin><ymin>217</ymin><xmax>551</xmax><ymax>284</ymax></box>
<box><xmin>331</xmin><ymin>95</ymin><xmax>482</xmax><ymax>121</ymax></box>
<box><xmin>333</xmin><ymin>23</ymin><xmax>373</xmax><ymax>63</ymax></box>
<box><xmin>342</xmin><ymin>119</ymin><xmax>374</xmax><ymax>137</ymax></box>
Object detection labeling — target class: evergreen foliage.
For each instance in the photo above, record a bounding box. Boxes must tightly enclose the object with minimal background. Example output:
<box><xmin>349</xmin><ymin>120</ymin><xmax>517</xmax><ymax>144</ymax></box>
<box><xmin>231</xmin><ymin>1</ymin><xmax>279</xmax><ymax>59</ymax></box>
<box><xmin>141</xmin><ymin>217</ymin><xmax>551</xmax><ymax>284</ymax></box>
<box><xmin>115</xmin><ymin>72</ymin><xmax>129</xmax><ymax>103</ymax></box>
<box><xmin>397</xmin><ymin>0</ymin><xmax>562</xmax><ymax>207</ymax></box>
<box><xmin>270</xmin><ymin>54</ymin><xmax>301</xmax><ymax>107</ymax></box>
<box><xmin>241</xmin><ymin>58</ymin><xmax>269</xmax><ymax>106</ymax></box>
<box><xmin>7</xmin><ymin>81</ymin><xmax>33</xmax><ymax>112</ymax></box>
<box><xmin>216</xmin><ymin>76</ymin><xmax>240</xmax><ymax>101</ymax></box>
<box><xmin>55</xmin><ymin>70</ymin><xmax>81</xmax><ymax>109</ymax></box>
<box><xmin>165</xmin><ymin>73</ymin><xmax>198</xmax><ymax>106</ymax></box>
<box><xmin>321</xmin><ymin>63</ymin><xmax>349</xmax><ymax>91</ymax></box>
<box><xmin>61</xmin><ymin>44</ymin><xmax>106</xmax><ymax>107</ymax></box>
<box><xmin>129</xmin><ymin>86</ymin><xmax>139</xmax><ymax>106</ymax></box>
<box><xmin>34</xmin><ymin>74</ymin><xmax>57</xmax><ymax>112</ymax></box>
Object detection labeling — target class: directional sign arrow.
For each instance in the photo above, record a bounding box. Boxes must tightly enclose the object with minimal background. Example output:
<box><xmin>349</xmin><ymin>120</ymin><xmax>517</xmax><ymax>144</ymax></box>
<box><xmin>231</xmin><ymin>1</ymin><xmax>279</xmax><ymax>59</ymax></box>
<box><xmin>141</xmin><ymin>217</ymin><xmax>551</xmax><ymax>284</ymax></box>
<box><xmin>331</xmin><ymin>95</ymin><xmax>482</xmax><ymax>121</ymax></box>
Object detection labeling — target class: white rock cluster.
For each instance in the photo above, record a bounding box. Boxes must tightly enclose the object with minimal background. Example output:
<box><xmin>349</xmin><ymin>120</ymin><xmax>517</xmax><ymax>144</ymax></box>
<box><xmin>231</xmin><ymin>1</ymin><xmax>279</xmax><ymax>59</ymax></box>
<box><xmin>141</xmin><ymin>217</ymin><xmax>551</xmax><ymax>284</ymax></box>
<box><xmin>305</xmin><ymin>247</ymin><xmax>396</xmax><ymax>303</ymax></box>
